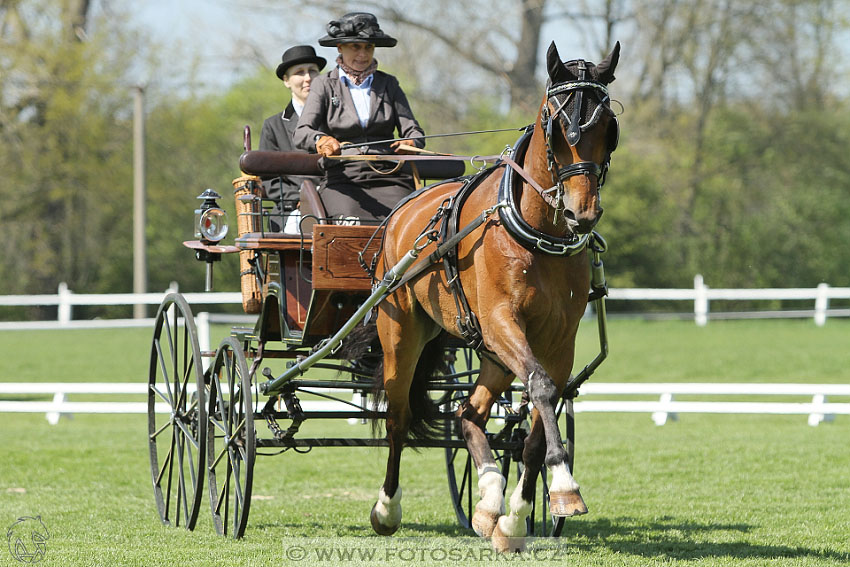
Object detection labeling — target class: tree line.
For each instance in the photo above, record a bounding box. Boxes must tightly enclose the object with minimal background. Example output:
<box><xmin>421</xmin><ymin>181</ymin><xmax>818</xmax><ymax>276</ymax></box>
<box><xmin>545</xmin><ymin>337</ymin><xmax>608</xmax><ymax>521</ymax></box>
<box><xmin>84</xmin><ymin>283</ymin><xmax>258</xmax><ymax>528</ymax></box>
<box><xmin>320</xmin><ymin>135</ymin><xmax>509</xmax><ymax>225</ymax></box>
<box><xmin>2</xmin><ymin>0</ymin><xmax>849</xmax><ymax>320</ymax></box>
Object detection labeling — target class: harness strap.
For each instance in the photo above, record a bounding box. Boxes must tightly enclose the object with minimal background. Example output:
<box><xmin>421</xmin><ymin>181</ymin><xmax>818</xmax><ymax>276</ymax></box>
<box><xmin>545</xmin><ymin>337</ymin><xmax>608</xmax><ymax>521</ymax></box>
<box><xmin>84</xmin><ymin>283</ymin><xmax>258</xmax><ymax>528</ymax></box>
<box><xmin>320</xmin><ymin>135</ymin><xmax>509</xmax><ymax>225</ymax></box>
<box><xmin>379</xmin><ymin>167</ymin><xmax>508</xmax><ymax>360</ymax></box>
<box><xmin>358</xmin><ymin>175</ymin><xmax>468</xmax><ymax>279</ymax></box>
<box><xmin>386</xmin><ymin>168</ymin><xmax>500</xmax><ymax>293</ymax></box>
<box><xmin>441</xmin><ymin>172</ymin><xmax>493</xmax><ymax>352</ymax></box>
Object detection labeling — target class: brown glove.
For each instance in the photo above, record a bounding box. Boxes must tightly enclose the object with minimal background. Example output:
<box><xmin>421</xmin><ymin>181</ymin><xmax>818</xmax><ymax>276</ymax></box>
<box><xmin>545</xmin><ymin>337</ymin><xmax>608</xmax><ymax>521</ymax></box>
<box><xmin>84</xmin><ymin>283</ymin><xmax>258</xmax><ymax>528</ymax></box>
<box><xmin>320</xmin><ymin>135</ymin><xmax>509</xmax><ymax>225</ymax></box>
<box><xmin>316</xmin><ymin>135</ymin><xmax>341</xmax><ymax>157</ymax></box>
<box><xmin>390</xmin><ymin>139</ymin><xmax>418</xmax><ymax>155</ymax></box>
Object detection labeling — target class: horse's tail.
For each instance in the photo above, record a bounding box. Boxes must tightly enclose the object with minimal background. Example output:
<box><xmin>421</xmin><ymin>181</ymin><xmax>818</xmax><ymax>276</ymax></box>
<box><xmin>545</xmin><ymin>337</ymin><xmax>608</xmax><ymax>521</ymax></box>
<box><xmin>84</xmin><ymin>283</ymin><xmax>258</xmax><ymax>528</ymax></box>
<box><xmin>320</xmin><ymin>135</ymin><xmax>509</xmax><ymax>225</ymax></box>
<box><xmin>349</xmin><ymin>327</ymin><xmax>449</xmax><ymax>444</ymax></box>
<box><xmin>403</xmin><ymin>332</ymin><xmax>450</xmax><ymax>442</ymax></box>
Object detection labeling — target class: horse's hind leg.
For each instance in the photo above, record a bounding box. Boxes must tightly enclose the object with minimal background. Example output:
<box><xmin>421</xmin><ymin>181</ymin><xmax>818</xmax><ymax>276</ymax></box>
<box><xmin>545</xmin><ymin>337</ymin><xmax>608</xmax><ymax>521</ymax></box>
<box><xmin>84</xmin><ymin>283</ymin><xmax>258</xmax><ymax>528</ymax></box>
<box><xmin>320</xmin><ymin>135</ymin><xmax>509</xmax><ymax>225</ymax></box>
<box><xmin>370</xmin><ymin>374</ymin><xmax>409</xmax><ymax>536</ymax></box>
<box><xmin>370</xmin><ymin>301</ymin><xmax>433</xmax><ymax>536</ymax></box>
<box><xmin>458</xmin><ymin>358</ymin><xmax>512</xmax><ymax>538</ymax></box>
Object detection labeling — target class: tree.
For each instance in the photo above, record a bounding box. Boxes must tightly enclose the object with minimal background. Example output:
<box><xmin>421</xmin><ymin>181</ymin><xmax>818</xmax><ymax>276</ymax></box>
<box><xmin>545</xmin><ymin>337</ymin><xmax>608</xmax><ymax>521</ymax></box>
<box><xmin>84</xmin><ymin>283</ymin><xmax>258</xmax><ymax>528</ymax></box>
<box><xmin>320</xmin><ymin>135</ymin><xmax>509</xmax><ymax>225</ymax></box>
<box><xmin>0</xmin><ymin>1</ymin><xmax>137</xmax><ymax>303</ymax></box>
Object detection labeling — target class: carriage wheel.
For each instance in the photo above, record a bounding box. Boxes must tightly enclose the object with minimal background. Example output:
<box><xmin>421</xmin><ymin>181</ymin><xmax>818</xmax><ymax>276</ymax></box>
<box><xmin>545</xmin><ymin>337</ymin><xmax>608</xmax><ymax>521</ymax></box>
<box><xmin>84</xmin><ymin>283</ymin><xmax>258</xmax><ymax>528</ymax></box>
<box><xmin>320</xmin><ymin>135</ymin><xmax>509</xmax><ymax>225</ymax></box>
<box><xmin>147</xmin><ymin>293</ymin><xmax>207</xmax><ymax>530</ymax></box>
<box><xmin>207</xmin><ymin>337</ymin><xmax>255</xmax><ymax>538</ymax></box>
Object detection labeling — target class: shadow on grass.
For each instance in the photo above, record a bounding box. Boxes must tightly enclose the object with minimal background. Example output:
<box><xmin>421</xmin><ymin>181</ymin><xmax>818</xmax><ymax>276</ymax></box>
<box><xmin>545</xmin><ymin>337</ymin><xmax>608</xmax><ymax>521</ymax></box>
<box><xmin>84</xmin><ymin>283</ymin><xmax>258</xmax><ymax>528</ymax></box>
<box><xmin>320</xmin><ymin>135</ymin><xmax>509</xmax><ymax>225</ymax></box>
<box><xmin>561</xmin><ymin>515</ymin><xmax>850</xmax><ymax>562</ymax></box>
<box><xmin>252</xmin><ymin>519</ymin><xmax>470</xmax><ymax>538</ymax></box>
<box><xmin>254</xmin><ymin>515</ymin><xmax>849</xmax><ymax>562</ymax></box>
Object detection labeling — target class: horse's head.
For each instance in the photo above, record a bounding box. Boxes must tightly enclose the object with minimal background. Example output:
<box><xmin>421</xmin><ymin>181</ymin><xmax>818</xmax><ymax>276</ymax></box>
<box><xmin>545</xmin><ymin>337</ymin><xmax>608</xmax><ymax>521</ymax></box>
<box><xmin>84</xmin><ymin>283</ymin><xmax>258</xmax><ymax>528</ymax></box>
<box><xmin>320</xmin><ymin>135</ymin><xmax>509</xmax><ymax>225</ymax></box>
<box><xmin>537</xmin><ymin>41</ymin><xmax>620</xmax><ymax>234</ymax></box>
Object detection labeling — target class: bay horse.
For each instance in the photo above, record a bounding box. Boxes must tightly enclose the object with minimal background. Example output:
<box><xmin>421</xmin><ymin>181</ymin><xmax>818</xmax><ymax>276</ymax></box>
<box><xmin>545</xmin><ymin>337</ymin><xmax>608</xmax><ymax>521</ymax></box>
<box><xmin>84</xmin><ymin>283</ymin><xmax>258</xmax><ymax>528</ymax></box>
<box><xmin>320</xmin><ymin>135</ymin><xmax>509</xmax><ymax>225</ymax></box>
<box><xmin>370</xmin><ymin>42</ymin><xmax>620</xmax><ymax>552</ymax></box>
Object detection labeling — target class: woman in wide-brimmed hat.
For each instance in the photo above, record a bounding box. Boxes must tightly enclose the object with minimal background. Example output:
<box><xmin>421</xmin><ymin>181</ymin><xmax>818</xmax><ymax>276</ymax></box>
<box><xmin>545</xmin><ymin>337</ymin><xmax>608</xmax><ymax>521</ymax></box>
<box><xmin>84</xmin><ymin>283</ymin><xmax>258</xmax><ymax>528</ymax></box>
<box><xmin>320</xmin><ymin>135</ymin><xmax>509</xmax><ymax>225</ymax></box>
<box><xmin>259</xmin><ymin>45</ymin><xmax>327</xmax><ymax>231</ymax></box>
<box><xmin>294</xmin><ymin>12</ymin><xmax>425</xmax><ymax>223</ymax></box>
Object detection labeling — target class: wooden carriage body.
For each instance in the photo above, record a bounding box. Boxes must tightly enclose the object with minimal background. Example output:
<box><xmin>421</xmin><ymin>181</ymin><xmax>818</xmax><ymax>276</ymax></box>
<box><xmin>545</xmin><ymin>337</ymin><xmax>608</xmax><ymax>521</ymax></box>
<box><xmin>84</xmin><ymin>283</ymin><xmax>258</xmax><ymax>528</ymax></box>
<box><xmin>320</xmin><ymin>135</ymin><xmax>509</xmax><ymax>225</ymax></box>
<box><xmin>235</xmin><ymin>224</ymin><xmax>382</xmax><ymax>348</ymax></box>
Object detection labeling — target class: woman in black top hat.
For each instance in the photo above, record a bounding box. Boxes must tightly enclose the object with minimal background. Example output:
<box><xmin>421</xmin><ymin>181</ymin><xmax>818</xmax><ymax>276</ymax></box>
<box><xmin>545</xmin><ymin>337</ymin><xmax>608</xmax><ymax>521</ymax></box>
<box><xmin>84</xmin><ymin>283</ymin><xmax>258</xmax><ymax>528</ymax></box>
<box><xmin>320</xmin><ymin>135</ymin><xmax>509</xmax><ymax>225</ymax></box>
<box><xmin>259</xmin><ymin>45</ymin><xmax>327</xmax><ymax>230</ymax></box>
<box><xmin>293</xmin><ymin>12</ymin><xmax>426</xmax><ymax>223</ymax></box>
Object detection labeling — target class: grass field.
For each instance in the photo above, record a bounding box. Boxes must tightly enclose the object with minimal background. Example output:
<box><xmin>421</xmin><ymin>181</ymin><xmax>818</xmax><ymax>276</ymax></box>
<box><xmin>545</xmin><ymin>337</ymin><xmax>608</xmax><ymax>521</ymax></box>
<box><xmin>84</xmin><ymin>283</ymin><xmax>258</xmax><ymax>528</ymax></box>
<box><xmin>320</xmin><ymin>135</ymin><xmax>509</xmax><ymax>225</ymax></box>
<box><xmin>2</xmin><ymin>319</ymin><xmax>849</xmax><ymax>566</ymax></box>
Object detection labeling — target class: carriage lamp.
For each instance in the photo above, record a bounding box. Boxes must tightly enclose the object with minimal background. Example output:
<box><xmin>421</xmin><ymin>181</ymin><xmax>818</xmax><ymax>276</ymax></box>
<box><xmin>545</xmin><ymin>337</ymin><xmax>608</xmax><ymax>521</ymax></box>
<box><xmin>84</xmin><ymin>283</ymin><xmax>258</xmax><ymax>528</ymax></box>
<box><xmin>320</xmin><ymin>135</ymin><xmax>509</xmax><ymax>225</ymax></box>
<box><xmin>194</xmin><ymin>189</ymin><xmax>229</xmax><ymax>244</ymax></box>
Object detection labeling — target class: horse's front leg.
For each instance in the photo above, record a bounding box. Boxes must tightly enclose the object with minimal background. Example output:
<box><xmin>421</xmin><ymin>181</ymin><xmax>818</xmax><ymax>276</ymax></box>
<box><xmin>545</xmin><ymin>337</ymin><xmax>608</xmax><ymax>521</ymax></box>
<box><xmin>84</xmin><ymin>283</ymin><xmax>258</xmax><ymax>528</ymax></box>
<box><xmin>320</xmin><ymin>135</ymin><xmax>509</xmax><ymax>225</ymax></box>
<box><xmin>493</xmin><ymin>406</ymin><xmax>584</xmax><ymax>551</ymax></box>
<box><xmin>524</xmin><ymin>359</ymin><xmax>586</xmax><ymax>516</ymax></box>
<box><xmin>484</xmin><ymin>321</ymin><xmax>586</xmax><ymax>551</ymax></box>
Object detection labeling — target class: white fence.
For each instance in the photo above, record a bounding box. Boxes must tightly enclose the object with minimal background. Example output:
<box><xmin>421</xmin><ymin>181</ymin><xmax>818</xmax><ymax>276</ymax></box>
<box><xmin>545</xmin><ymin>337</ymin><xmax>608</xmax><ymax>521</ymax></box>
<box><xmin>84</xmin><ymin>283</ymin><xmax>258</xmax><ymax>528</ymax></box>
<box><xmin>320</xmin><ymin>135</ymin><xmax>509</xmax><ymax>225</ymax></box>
<box><xmin>0</xmin><ymin>282</ymin><xmax>242</xmax><ymax>330</ymax></box>
<box><xmin>607</xmin><ymin>275</ymin><xmax>850</xmax><ymax>326</ymax></box>
<box><xmin>3</xmin><ymin>382</ymin><xmax>848</xmax><ymax>427</ymax></box>
<box><xmin>2</xmin><ymin>277</ymin><xmax>850</xmax><ymax>328</ymax></box>
<box><xmin>2</xmin><ymin>282</ymin><xmax>849</xmax><ymax>426</ymax></box>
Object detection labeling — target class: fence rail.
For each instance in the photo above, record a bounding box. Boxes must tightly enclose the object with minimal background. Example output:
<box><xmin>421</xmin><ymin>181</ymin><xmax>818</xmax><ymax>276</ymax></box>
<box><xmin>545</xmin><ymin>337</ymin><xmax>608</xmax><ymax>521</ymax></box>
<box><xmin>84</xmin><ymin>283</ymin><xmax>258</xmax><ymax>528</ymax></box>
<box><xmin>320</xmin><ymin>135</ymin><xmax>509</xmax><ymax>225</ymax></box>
<box><xmin>2</xmin><ymin>277</ymin><xmax>850</xmax><ymax>329</ymax></box>
<box><xmin>2</xmin><ymin>382</ymin><xmax>847</xmax><ymax>427</ymax></box>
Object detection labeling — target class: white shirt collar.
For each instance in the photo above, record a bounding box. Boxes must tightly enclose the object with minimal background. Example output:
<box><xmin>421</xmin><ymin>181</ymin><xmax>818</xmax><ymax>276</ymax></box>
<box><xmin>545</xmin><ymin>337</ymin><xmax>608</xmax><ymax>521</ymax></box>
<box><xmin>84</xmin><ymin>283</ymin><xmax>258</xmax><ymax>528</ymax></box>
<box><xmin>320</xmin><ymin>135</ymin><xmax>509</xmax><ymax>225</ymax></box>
<box><xmin>338</xmin><ymin>67</ymin><xmax>374</xmax><ymax>89</ymax></box>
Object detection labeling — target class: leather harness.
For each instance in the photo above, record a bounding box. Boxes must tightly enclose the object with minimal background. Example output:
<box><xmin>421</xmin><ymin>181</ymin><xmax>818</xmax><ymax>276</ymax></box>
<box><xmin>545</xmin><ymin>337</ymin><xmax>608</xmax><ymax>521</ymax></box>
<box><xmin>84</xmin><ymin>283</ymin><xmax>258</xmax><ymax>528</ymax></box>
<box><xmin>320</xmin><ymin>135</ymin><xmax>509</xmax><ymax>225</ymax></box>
<box><xmin>359</xmin><ymin>75</ymin><xmax>615</xmax><ymax>356</ymax></box>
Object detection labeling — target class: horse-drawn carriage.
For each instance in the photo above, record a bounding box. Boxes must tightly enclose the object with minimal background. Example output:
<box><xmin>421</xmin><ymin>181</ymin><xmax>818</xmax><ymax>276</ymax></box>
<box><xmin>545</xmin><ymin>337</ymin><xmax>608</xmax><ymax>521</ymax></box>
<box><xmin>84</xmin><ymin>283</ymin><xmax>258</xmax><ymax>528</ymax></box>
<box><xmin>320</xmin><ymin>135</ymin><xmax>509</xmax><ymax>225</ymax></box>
<box><xmin>147</xmin><ymin>42</ymin><xmax>618</xmax><ymax>552</ymax></box>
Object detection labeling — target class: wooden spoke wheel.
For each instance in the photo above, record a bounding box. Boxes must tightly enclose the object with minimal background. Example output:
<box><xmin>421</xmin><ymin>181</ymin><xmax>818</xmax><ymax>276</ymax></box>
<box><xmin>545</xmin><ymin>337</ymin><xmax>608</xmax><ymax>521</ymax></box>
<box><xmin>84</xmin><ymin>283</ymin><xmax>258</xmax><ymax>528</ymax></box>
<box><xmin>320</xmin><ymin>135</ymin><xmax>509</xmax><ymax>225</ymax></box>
<box><xmin>207</xmin><ymin>337</ymin><xmax>256</xmax><ymax>539</ymax></box>
<box><xmin>147</xmin><ymin>293</ymin><xmax>207</xmax><ymax>530</ymax></box>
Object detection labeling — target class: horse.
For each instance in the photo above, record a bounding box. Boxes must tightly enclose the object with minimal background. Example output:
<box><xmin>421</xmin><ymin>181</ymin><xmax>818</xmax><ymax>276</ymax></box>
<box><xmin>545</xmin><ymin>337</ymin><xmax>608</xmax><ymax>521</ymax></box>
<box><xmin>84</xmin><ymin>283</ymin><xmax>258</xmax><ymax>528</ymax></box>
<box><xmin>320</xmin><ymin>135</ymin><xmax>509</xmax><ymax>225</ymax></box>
<box><xmin>369</xmin><ymin>41</ymin><xmax>620</xmax><ymax>552</ymax></box>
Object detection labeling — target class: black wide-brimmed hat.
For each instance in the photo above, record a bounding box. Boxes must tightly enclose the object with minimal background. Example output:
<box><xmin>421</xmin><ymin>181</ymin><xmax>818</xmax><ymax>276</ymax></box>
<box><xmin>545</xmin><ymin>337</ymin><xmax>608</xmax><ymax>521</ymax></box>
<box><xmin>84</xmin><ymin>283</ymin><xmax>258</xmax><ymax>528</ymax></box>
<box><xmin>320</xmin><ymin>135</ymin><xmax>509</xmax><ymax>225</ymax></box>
<box><xmin>275</xmin><ymin>45</ymin><xmax>327</xmax><ymax>80</ymax></box>
<box><xmin>318</xmin><ymin>12</ymin><xmax>397</xmax><ymax>48</ymax></box>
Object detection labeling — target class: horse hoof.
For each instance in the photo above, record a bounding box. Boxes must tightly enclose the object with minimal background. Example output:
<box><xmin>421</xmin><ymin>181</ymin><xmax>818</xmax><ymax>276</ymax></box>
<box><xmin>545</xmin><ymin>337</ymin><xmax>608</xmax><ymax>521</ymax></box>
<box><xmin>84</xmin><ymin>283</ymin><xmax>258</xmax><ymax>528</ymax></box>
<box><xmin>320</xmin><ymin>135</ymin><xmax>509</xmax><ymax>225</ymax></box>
<box><xmin>549</xmin><ymin>489</ymin><xmax>588</xmax><ymax>517</ymax></box>
<box><xmin>491</xmin><ymin>522</ymin><xmax>525</xmax><ymax>553</ymax></box>
<box><xmin>471</xmin><ymin>506</ymin><xmax>500</xmax><ymax>538</ymax></box>
<box><xmin>370</xmin><ymin>502</ymin><xmax>400</xmax><ymax>536</ymax></box>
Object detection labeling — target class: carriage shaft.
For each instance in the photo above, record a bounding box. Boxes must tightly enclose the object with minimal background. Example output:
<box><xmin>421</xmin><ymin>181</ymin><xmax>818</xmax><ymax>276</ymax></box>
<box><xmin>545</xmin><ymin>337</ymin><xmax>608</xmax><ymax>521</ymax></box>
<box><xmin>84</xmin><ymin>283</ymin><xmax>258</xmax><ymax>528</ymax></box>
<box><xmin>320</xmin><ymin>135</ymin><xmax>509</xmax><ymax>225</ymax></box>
<box><xmin>259</xmin><ymin>248</ymin><xmax>421</xmax><ymax>397</ymax></box>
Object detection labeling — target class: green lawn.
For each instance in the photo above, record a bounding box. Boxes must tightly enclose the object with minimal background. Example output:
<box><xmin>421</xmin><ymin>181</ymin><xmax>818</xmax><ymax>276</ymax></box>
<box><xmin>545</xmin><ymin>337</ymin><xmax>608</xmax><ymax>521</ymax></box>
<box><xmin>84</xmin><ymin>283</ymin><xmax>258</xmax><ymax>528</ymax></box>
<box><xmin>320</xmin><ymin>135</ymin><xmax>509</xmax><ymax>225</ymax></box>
<box><xmin>1</xmin><ymin>319</ymin><xmax>849</xmax><ymax>566</ymax></box>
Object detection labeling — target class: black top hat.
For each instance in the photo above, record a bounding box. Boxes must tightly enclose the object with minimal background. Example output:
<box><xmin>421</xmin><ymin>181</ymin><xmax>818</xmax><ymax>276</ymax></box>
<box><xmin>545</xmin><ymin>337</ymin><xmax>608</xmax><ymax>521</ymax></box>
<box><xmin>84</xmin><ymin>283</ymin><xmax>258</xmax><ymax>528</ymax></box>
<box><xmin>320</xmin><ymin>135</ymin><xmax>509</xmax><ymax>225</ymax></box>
<box><xmin>318</xmin><ymin>12</ymin><xmax>397</xmax><ymax>48</ymax></box>
<box><xmin>276</xmin><ymin>45</ymin><xmax>327</xmax><ymax>80</ymax></box>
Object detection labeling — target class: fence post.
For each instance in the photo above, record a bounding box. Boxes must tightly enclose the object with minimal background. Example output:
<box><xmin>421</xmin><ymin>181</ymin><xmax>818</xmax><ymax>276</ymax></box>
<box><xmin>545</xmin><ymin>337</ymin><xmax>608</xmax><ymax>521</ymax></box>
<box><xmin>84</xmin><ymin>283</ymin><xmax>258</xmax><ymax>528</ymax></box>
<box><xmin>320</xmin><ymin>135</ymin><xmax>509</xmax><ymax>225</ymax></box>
<box><xmin>814</xmin><ymin>283</ymin><xmax>829</xmax><ymax>327</ymax></box>
<box><xmin>694</xmin><ymin>274</ymin><xmax>708</xmax><ymax>326</ymax></box>
<box><xmin>46</xmin><ymin>391</ymin><xmax>66</xmax><ymax>425</ymax></box>
<box><xmin>57</xmin><ymin>282</ymin><xmax>72</xmax><ymax>324</ymax></box>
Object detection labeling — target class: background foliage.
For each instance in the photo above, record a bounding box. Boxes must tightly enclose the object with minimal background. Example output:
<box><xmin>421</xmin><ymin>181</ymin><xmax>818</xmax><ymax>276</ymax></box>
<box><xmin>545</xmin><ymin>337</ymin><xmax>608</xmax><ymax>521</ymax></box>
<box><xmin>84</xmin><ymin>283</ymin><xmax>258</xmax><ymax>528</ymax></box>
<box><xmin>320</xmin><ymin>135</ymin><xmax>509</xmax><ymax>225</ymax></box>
<box><xmin>2</xmin><ymin>0</ymin><xmax>850</xmax><ymax>319</ymax></box>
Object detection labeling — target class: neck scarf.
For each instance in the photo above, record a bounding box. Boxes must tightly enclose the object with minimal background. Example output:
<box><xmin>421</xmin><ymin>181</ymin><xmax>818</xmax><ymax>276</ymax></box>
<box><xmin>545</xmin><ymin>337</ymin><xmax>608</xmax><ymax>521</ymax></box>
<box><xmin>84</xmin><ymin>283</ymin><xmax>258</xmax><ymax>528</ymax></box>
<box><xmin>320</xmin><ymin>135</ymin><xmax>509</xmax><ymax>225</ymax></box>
<box><xmin>336</xmin><ymin>55</ymin><xmax>378</xmax><ymax>85</ymax></box>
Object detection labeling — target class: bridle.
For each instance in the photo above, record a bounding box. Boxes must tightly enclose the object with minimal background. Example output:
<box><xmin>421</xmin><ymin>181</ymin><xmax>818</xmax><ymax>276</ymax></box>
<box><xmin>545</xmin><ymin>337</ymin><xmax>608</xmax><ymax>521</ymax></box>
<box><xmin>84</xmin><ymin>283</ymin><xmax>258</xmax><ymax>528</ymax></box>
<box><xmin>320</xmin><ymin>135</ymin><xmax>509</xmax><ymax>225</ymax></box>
<box><xmin>539</xmin><ymin>60</ymin><xmax>619</xmax><ymax>218</ymax></box>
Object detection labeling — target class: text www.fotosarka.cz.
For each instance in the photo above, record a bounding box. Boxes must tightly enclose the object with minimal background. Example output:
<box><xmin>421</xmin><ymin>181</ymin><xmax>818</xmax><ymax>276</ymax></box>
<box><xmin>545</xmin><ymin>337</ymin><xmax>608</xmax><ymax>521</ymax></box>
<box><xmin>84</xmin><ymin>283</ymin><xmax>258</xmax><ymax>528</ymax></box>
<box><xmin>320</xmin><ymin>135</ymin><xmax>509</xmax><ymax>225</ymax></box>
<box><xmin>281</xmin><ymin>537</ymin><xmax>567</xmax><ymax>563</ymax></box>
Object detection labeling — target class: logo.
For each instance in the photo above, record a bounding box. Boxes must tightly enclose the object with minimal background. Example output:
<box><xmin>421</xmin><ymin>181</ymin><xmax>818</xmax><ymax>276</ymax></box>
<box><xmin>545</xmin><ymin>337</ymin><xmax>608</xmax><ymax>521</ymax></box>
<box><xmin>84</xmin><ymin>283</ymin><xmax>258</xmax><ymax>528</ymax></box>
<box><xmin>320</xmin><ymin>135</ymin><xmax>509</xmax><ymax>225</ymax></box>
<box><xmin>7</xmin><ymin>516</ymin><xmax>50</xmax><ymax>563</ymax></box>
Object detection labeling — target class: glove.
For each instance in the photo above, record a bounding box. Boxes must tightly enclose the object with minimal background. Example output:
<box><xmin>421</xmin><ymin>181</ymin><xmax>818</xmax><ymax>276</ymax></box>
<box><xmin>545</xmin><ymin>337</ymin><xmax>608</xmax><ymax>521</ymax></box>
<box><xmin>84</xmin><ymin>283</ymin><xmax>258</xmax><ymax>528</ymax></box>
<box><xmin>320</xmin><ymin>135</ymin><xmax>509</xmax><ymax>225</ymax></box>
<box><xmin>390</xmin><ymin>139</ymin><xmax>418</xmax><ymax>154</ymax></box>
<box><xmin>316</xmin><ymin>135</ymin><xmax>341</xmax><ymax>157</ymax></box>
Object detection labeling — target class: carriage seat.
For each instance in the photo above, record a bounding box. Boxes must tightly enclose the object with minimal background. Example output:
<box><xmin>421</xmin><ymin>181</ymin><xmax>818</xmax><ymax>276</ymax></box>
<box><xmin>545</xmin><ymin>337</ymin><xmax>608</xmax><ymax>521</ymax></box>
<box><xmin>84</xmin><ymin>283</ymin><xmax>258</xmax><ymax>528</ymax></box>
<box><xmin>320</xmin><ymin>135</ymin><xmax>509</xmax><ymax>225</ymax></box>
<box><xmin>238</xmin><ymin>150</ymin><xmax>467</xmax><ymax>182</ymax></box>
<box><xmin>239</xmin><ymin>150</ymin><xmax>465</xmax><ymax>236</ymax></box>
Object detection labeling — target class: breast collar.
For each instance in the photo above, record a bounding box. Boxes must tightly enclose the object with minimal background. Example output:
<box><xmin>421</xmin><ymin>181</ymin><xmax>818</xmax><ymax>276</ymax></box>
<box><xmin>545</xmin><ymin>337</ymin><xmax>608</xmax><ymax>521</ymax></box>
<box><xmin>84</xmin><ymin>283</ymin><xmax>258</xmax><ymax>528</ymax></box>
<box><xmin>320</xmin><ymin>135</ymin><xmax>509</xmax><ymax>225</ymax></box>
<box><xmin>497</xmin><ymin>128</ymin><xmax>592</xmax><ymax>256</ymax></box>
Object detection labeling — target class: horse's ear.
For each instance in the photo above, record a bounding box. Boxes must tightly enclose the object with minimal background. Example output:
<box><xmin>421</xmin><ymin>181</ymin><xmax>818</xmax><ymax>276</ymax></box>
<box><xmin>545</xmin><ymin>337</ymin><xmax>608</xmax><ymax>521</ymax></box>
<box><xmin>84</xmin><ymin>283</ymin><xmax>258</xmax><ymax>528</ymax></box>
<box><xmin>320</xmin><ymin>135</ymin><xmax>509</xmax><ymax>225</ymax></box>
<box><xmin>596</xmin><ymin>41</ymin><xmax>620</xmax><ymax>84</ymax></box>
<box><xmin>546</xmin><ymin>41</ymin><xmax>570</xmax><ymax>84</ymax></box>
